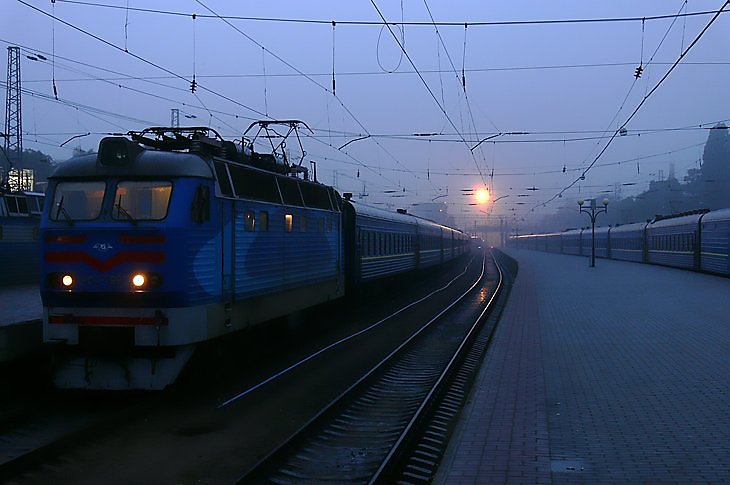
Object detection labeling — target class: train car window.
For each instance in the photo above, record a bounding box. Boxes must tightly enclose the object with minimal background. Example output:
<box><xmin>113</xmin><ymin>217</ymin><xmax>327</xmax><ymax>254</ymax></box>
<box><xmin>278</xmin><ymin>177</ymin><xmax>305</xmax><ymax>207</ymax></box>
<box><xmin>5</xmin><ymin>196</ymin><xmax>19</xmax><ymax>214</ymax></box>
<box><xmin>285</xmin><ymin>214</ymin><xmax>293</xmax><ymax>232</ymax></box>
<box><xmin>300</xmin><ymin>183</ymin><xmax>332</xmax><ymax>210</ymax></box>
<box><xmin>259</xmin><ymin>211</ymin><xmax>269</xmax><ymax>231</ymax></box>
<box><xmin>244</xmin><ymin>211</ymin><xmax>256</xmax><ymax>231</ymax></box>
<box><xmin>318</xmin><ymin>218</ymin><xmax>325</xmax><ymax>232</ymax></box>
<box><xmin>51</xmin><ymin>181</ymin><xmax>106</xmax><ymax>221</ymax></box>
<box><xmin>300</xmin><ymin>215</ymin><xmax>306</xmax><ymax>232</ymax></box>
<box><xmin>213</xmin><ymin>161</ymin><xmax>234</xmax><ymax>197</ymax></box>
<box><xmin>113</xmin><ymin>181</ymin><xmax>172</xmax><ymax>221</ymax></box>
<box><xmin>27</xmin><ymin>196</ymin><xmax>42</xmax><ymax>214</ymax></box>
<box><xmin>0</xmin><ymin>226</ymin><xmax>3</xmax><ymax>240</ymax></box>
<box><xmin>16</xmin><ymin>196</ymin><xmax>29</xmax><ymax>214</ymax></box>
<box><xmin>229</xmin><ymin>165</ymin><xmax>281</xmax><ymax>204</ymax></box>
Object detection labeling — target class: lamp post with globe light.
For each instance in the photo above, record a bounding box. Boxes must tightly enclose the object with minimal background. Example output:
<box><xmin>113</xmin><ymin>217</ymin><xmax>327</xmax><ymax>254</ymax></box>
<box><xmin>578</xmin><ymin>198</ymin><xmax>608</xmax><ymax>267</ymax></box>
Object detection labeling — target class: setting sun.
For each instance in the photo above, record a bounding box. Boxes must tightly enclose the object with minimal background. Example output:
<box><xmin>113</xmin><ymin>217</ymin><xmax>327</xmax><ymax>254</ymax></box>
<box><xmin>475</xmin><ymin>188</ymin><xmax>490</xmax><ymax>204</ymax></box>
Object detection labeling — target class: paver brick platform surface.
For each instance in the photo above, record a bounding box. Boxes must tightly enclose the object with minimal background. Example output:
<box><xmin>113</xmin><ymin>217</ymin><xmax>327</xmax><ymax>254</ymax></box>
<box><xmin>437</xmin><ymin>249</ymin><xmax>730</xmax><ymax>483</ymax></box>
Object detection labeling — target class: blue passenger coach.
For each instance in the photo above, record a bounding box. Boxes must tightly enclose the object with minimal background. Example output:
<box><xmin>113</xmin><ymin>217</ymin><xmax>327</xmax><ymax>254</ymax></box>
<box><xmin>507</xmin><ymin>208</ymin><xmax>730</xmax><ymax>277</ymax></box>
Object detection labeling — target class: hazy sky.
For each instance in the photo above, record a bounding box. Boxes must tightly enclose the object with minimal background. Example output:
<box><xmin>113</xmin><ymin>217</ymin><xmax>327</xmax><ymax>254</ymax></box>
<box><xmin>3</xmin><ymin>0</ymin><xmax>729</xmax><ymax>228</ymax></box>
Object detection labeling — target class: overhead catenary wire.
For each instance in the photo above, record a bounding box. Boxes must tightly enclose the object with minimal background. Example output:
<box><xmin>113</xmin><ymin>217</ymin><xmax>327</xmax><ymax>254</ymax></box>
<box><xmin>370</xmin><ymin>0</ymin><xmax>488</xmax><ymax>187</ymax></box>
<box><xmin>16</xmin><ymin>0</ymin><xmax>269</xmax><ymax>120</ymax></box>
<box><xmin>9</xmin><ymin>0</ymin><xmax>724</xmax><ymax>211</ymax></box>
<box><xmin>14</xmin><ymin>1</ymin><xmax>412</xmax><ymax>191</ymax></box>
<box><xmin>52</xmin><ymin>0</ymin><xmax>728</xmax><ymax>27</ymax></box>
<box><xmin>11</xmin><ymin>44</ymin><xmax>247</xmax><ymax>135</ymax></box>
<box><xmin>534</xmin><ymin>0</ymin><xmax>730</xmax><ymax>211</ymax></box>
<box><xmin>422</xmin><ymin>0</ymin><xmax>500</xmax><ymax>189</ymax></box>
<box><xmin>18</xmin><ymin>61</ymin><xmax>730</xmax><ymax>83</ymax></box>
<box><xmin>191</xmin><ymin>0</ymin><xmax>426</xmax><ymax>188</ymax></box>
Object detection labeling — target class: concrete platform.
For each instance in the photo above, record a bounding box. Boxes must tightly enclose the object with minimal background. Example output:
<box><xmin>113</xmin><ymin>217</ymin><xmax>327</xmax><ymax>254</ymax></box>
<box><xmin>437</xmin><ymin>249</ymin><xmax>730</xmax><ymax>483</ymax></box>
<box><xmin>0</xmin><ymin>284</ymin><xmax>42</xmax><ymax>362</ymax></box>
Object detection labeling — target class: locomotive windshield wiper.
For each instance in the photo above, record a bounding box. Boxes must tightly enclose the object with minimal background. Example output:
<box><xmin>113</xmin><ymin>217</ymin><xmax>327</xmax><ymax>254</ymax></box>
<box><xmin>114</xmin><ymin>195</ymin><xmax>138</xmax><ymax>226</ymax></box>
<box><xmin>55</xmin><ymin>196</ymin><xmax>74</xmax><ymax>226</ymax></box>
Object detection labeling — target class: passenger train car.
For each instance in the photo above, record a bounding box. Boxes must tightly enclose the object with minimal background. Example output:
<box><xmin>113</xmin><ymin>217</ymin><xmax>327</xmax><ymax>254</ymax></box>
<box><xmin>0</xmin><ymin>190</ymin><xmax>44</xmax><ymax>286</ymax></box>
<box><xmin>40</xmin><ymin>127</ymin><xmax>469</xmax><ymax>389</ymax></box>
<box><xmin>507</xmin><ymin>208</ymin><xmax>730</xmax><ymax>276</ymax></box>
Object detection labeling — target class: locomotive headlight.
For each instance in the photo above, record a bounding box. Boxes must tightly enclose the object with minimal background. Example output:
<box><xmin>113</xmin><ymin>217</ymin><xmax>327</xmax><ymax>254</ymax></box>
<box><xmin>61</xmin><ymin>274</ymin><xmax>74</xmax><ymax>287</ymax></box>
<box><xmin>132</xmin><ymin>273</ymin><xmax>146</xmax><ymax>288</ymax></box>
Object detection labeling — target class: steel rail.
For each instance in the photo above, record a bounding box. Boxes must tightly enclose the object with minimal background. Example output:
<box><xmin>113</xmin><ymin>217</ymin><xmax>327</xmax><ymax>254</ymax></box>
<box><xmin>239</xmin><ymin>249</ymin><xmax>501</xmax><ymax>482</ymax></box>
<box><xmin>371</xmin><ymin>250</ymin><xmax>505</xmax><ymax>483</ymax></box>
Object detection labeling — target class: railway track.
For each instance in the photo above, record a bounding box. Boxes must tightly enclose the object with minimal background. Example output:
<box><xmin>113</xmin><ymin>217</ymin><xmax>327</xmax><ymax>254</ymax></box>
<box><xmin>241</xmin><ymin>249</ymin><xmax>511</xmax><ymax>483</ymax></box>
<box><xmin>1</xmin><ymin>250</ymin><xmax>508</xmax><ymax>483</ymax></box>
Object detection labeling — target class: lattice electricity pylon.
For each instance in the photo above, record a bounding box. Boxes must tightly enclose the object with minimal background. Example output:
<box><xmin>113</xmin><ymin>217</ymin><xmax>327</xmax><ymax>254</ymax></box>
<box><xmin>171</xmin><ymin>108</ymin><xmax>180</xmax><ymax>127</ymax></box>
<box><xmin>4</xmin><ymin>46</ymin><xmax>22</xmax><ymax>175</ymax></box>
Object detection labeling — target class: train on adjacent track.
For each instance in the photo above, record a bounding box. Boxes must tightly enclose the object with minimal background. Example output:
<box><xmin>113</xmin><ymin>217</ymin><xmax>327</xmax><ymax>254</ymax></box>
<box><xmin>40</xmin><ymin>125</ymin><xmax>470</xmax><ymax>389</ymax></box>
<box><xmin>507</xmin><ymin>207</ymin><xmax>730</xmax><ymax>276</ymax></box>
<box><xmin>0</xmin><ymin>190</ymin><xmax>44</xmax><ymax>286</ymax></box>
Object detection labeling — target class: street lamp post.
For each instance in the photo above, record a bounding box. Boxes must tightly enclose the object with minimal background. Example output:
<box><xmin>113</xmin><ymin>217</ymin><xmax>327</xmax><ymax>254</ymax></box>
<box><xmin>578</xmin><ymin>198</ymin><xmax>609</xmax><ymax>267</ymax></box>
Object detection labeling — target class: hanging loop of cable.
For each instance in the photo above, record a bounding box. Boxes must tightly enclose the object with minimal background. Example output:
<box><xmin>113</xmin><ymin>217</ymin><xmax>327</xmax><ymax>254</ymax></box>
<box><xmin>376</xmin><ymin>23</ymin><xmax>404</xmax><ymax>73</ymax></box>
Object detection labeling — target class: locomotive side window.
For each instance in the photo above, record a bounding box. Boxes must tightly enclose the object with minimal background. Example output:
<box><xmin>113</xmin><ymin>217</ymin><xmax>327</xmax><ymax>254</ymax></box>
<box><xmin>244</xmin><ymin>211</ymin><xmax>256</xmax><ymax>231</ymax></box>
<box><xmin>230</xmin><ymin>165</ymin><xmax>281</xmax><ymax>204</ymax></box>
<box><xmin>51</xmin><ymin>181</ymin><xmax>106</xmax><ymax>221</ymax></box>
<box><xmin>213</xmin><ymin>161</ymin><xmax>234</xmax><ymax>197</ymax></box>
<box><xmin>300</xmin><ymin>183</ymin><xmax>332</xmax><ymax>210</ymax></box>
<box><xmin>113</xmin><ymin>181</ymin><xmax>172</xmax><ymax>221</ymax></box>
<box><xmin>278</xmin><ymin>177</ymin><xmax>305</xmax><ymax>207</ymax></box>
<box><xmin>300</xmin><ymin>215</ymin><xmax>307</xmax><ymax>232</ymax></box>
<box><xmin>260</xmin><ymin>211</ymin><xmax>269</xmax><ymax>231</ymax></box>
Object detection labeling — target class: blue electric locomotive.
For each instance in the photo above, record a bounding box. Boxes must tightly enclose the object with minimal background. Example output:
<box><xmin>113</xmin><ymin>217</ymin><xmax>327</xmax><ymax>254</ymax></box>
<box><xmin>42</xmin><ymin>127</ymin><xmax>344</xmax><ymax>389</ymax></box>
<box><xmin>41</xmin><ymin>126</ymin><xmax>470</xmax><ymax>389</ymax></box>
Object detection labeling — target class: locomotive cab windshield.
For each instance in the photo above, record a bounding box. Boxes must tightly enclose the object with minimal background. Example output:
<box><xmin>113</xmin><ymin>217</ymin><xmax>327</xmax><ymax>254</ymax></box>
<box><xmin>50</xmin><ymin>179</ymin><xmax>173</xmax><ymax>222</ymax></box>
